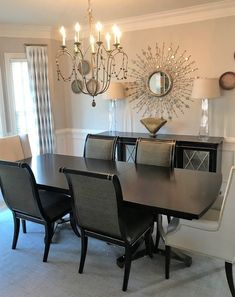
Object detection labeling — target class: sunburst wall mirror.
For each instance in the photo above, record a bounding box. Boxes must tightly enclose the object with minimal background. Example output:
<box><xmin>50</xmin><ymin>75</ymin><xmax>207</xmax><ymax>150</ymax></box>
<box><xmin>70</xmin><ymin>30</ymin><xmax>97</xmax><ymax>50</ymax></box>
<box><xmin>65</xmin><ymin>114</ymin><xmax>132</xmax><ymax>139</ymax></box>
<box><xmin>127</xmin><ymin>43</ymin><xmax>198</xmax><ymax>120</ymax></box>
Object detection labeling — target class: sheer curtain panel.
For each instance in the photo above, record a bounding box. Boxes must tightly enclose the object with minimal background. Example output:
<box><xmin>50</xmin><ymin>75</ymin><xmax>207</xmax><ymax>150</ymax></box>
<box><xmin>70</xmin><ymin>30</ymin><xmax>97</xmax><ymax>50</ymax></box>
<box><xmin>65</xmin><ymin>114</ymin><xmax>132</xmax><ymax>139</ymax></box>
<box><xmin>26</xmin><ymin>46</ymin><xmax>55</xmax><ymax>154</ymax></box>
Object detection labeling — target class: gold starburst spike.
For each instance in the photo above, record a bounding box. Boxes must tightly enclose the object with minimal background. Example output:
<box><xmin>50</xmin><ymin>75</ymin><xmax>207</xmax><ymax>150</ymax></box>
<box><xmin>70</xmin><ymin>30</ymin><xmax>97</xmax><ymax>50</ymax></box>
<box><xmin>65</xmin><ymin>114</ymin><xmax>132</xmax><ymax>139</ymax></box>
<box><xmin>128</xmin><ymin>43</ymin><xmax>198</xmax><ymax>119</ymax></box>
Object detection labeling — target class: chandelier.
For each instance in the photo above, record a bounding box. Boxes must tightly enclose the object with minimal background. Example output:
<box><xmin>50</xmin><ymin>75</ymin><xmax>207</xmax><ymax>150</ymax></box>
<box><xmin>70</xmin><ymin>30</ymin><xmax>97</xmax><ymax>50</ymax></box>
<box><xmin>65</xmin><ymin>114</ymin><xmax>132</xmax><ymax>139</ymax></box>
<box><xmin>56</xmin><ymin>0</ymin><xmax>128</xmax><ymax>107</ymax></box>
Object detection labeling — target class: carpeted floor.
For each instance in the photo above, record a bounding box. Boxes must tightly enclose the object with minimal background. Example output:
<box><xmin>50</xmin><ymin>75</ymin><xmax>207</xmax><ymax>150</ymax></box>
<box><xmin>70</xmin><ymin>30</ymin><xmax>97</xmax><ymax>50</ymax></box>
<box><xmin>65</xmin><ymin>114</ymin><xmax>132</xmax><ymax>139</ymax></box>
<box><xmin>0</xmin><ymin>208</ymin><xmax>231</xmax><ymax>297</ymax></box>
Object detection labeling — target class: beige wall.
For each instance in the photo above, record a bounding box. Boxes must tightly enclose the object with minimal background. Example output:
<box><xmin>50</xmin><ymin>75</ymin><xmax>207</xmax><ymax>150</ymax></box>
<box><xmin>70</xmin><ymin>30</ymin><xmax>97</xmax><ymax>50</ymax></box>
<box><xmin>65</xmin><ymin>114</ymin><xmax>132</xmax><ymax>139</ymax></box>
<box><xmin>1</xmin><ymin>15</ymin><xmax>234</xmax><ymax>137</ymax></box>
<box><xmin>63</xmin><ymin>15</ymin><xmax>235</xmax><ymax>137</ymax></box>
<box><xmin>0</xmin><ymin>37</ymin><xmax>66</xmax><ymax>132</ymax></box>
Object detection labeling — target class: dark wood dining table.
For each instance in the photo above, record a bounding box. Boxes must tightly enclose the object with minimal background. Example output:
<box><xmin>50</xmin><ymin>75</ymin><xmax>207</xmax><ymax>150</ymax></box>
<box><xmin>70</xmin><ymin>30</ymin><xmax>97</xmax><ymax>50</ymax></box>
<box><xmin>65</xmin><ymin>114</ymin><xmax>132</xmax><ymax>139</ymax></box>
<box><xmin>22</xmin><ymin>153</ymin><xmax>222</xmax><ymax>267</ymax></box>
<box><xmin>22</xmin><ymin>153</ymin><xmax>222</xmax><ymax>220</ymax></box>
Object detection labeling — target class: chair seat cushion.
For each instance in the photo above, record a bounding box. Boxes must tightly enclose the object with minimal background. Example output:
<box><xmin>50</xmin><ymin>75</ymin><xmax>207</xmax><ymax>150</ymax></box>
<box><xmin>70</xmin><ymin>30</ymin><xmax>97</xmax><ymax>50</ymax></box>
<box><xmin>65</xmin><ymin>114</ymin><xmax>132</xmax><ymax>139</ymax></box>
<box><xmin>122</xmin><ymin>206</ymin><xmax>154</xmax><ymax>244</ymax></box>
<box><xmin>179</xmin><ymin>208</ymin><xmax>220</xmax><ymax>231</ymax></box>
<box><xmin>39</xmin><ymin>190</ymin><xmax>71</xmax><ymax>221</ymax></box>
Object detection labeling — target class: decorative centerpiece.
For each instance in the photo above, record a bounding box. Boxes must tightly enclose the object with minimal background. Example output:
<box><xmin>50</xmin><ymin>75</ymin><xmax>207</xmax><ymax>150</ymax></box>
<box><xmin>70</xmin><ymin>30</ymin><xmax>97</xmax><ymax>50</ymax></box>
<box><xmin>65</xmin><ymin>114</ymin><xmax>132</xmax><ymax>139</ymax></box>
<box><xmin>140</xmin><ymin>117</ymin><xmax>167</xmax><ymax>136</ymax></box>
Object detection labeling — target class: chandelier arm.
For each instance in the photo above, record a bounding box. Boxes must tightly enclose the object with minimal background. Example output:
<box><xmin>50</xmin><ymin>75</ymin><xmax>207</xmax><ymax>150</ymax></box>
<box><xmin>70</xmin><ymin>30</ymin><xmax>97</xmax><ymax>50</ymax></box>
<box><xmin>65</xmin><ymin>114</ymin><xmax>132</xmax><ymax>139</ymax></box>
<box><xmin>99</xmin><ymin>50</ymin><xmax>113</xmax><ymax>93</ymax></box>
<box><xmin>74</xmin><ymin>47</ymin><xmax>91</xmax><ymax>95</ymax></box>
<box><xmin>95</xmin><ymin>54</ymin><xmax>113</xmax><ymax>95</ymax></box>
<box><xmin>111</xmin><ymin>49</ymin><xmax>128</xmax><ymax>79</ymax></box>
<box><xmin>101</xmin><ymin>54</ymin><xmax>114</xmax><ymax>93</ymax></box>
<box><xmin>98</xmin><ymin>44</ymin><xmax>109</xmax><ymax>93</ymax></box>
<box><xmin>56</xmin><ymin>48</ymin><xmax>76</xmax><ymax>82</ymax></box>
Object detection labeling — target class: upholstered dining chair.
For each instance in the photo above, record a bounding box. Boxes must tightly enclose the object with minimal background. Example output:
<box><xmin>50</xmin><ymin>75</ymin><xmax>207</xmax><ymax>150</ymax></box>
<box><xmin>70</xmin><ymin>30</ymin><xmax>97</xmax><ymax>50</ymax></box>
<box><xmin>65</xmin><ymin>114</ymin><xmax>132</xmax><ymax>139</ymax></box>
<box><xmin>0</xmin><ymin>134</ymin><xmax>32</xmax><ymax>233</ymax></box>
<box><xmin>135</xmin><ymin>138</ymin><xmax>176</xmax><ymax>250</ymax></box>
<box><xmin>61</xmin><ymin>168</ymin><xmax>154</xmax><ymax>291</ymax></box>
<box><xmin>135</xmin><ymin>138</ymin><xmax>175</xmax><ymax>168</ymax></box>
<box><xmin>0</xmin><ymin>134</ymin><xmax>32</xmax><ymax>162</ymax></box>
<box><xmin>83</xmin><ymin>134</ymin><xmax>118</xmax><ymax>160</ymax></box>
<box><xmin>0</xmin><ymin>160</ymin><xmax>71</xmax><ymax>262</ymax></box>
<box><xmin>164</xmin><ymin>166</ymin><xmax>235</xmax><ymax>297</ymax></box>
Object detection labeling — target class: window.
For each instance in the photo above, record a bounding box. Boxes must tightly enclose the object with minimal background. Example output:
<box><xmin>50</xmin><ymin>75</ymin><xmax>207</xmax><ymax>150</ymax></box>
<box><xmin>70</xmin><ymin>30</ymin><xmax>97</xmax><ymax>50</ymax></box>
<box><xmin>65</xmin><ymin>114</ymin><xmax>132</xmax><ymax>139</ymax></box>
<box><xmin>5</xmin><ymin>53</ymin><xmax>39</xmax><ymax>155</ymax></box>
<box><xmin>0</xmin><ymin>67</ymin><xmax>6</xmax><ymax>136</ymax></box>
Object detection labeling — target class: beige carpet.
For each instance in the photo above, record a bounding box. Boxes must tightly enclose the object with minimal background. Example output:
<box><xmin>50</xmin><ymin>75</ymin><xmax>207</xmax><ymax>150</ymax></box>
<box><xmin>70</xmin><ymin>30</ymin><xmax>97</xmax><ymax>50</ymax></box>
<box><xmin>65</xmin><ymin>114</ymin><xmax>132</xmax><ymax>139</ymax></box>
<box><xmin>0</xmin><ymin>208</ymin><xmax>231</xmax><ymax>297</ymax></box>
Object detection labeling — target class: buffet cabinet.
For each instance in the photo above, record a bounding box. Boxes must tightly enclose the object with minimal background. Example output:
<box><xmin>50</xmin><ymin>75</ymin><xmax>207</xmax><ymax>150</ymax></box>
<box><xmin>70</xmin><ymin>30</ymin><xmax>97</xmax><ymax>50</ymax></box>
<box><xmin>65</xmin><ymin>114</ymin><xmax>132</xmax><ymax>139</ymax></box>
<box><xmin>98</xmin><ymin>131</ymin><xmax>223</xmax><ymax>173</ymax></box>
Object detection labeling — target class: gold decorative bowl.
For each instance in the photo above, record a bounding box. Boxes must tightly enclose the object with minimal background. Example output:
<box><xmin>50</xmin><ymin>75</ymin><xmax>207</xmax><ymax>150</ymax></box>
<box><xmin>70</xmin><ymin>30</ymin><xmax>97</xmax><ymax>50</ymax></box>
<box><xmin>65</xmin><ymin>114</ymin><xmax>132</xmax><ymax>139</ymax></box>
<box><xmin>140</xmin><ymin>117</ymin><xmax>167</xmax><ymax>136</ymax></box>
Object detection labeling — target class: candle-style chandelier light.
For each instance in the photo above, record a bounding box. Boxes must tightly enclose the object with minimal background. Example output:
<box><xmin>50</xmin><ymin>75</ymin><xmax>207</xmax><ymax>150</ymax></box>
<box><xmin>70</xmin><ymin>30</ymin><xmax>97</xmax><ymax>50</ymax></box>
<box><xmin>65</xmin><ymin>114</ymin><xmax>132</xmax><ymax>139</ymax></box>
<box><xmin>56</xmin><ymin>0</ymin><xmax>128</xmax><ymax>107</ymax></box>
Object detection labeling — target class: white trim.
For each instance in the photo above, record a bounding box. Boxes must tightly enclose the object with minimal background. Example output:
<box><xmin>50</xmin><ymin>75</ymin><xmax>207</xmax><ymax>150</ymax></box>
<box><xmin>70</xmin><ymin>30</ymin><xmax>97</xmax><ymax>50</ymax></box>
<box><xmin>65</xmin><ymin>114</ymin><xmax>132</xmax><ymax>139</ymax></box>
<box><xmin>2</xmin><ymin>1</ymin><xmax>231</xmax><ymax>40</ymax></box>
<box><xmin>0</xmin><ymin>67</ymin><xmax>6</xmax><ymax>135</ymax></box>
<box><xmin>4</xmin><ymin>53</ymin><xmax>27</xmax><ymax>133</ymax></box>
<box><xmin>0</xmin><ymin>24</ymin><xmax>52</xmax><ymax>39</ymax></box>
<box><xmin>224</xmin><ymin>137</ymin><xmax>235</xmax><ymax>143</ymax></box>
<box><xmin>54</xmin><ymin>0</ymin><xmax>235</xmax><ymax>40</ymax></box>
<box><xmin>55</xmin><ymin>129</ymin><xmax>235</xmax><ymax>143</ymax></box>
<box><xmin>115</xmin><ymin>0</ymin><xmax>235</xmax><ymax>33</ymax></box>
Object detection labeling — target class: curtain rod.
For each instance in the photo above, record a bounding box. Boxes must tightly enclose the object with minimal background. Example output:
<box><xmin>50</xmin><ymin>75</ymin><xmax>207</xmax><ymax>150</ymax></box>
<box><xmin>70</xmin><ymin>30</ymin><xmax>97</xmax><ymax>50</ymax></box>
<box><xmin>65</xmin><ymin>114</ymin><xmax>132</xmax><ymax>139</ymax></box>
<box><xmin>24</xmin><ymin>43</ymin><xmax>48</xmax><ymax>47</ymax></box>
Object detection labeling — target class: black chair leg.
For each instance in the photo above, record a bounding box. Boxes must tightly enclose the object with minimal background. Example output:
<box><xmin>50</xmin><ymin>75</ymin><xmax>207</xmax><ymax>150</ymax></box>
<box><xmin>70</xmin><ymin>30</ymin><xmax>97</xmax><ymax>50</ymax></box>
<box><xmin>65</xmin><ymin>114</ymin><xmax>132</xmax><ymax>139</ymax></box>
<box><xmin>165</xmin><ymin>245</ymin><xmax>171</xmax><ymax>279</ymax></box>
<box><xmin>122</xmin><ymin>246</ymin><xmax>132</xmax><ymax>291</ymax></box>
<box><xmin>70</xmin><ymin>212</ymin><xmax>80</xmax><ymax>237</ymax></box>
<box><xmin>21</xmin><ymin>220</ymin><xmax>27</xmax><ymax>233</ymax></box>
<box><xmin>154</xmin><ymin>215</ymin><xmax>161</xmax><ymax>253</ymax></box>
<box><xmin>12</xmin><ymin>213</ymin><xmax>20</xmax><ymax>249</ymax></box>
<box><xmin>225</xmin><ymin>262</ymin><xmax>235</xmax><ymax>297</ymax></box>
<box><xmin>79</xmin><ymin>229</ymin><xmax>88</xmax><ymax>274</ymax></box>
<box><xmin>154</xmin><ymin>227</ymin><xmax>161</xmax><ymax>253</ymax></box>
<box><xmin>43</xmin><ymin>223</ymin><xmax>54</xmax><ymax>262</ymax></box>
<box><xmin>144</xmin><ymin>229</ymin><xmax>153</xmax><ymax>258</ymax></box>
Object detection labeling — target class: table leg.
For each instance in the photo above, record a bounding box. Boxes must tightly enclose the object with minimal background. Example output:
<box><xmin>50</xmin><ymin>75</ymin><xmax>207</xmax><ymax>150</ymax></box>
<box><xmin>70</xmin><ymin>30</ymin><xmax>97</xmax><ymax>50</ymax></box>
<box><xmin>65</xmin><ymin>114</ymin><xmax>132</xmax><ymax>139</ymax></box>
<box><xmin>116</xmin><ymin>235</ymin><xmax>155</xmax><ymax>268</ymax></box>
<box><xmin>155</xmin><ymin>215</ymin><xmax>192</xmax><ymax>267</ymax></box>
<box><xmin>116</xmin><ymin>217</ymin><xmax>192</xmax><ymax>269</ymax></box>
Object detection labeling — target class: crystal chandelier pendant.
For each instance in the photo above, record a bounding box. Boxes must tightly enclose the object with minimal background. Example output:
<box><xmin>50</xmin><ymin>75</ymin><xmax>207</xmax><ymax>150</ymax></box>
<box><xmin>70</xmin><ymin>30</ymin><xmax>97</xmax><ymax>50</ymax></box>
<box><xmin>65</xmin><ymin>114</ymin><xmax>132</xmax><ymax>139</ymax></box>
<box><xmin>56</xmin><ymin>0</ymin><xmax>128</xmax><ymax>107</ymax></box>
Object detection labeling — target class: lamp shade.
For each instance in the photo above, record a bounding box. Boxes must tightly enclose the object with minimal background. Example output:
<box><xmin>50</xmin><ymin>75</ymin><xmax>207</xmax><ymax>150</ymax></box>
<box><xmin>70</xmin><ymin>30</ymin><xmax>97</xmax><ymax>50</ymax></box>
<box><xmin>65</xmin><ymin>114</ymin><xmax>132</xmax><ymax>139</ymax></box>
<box><xmin>105</xmin><ymin>82</ymin><xmax>125</xmax><ymax>100</ymax></box>
<box><xmin>191</xmin><ymin>78</ymin><xmax>220</xmax><ymax>99</ymax></box>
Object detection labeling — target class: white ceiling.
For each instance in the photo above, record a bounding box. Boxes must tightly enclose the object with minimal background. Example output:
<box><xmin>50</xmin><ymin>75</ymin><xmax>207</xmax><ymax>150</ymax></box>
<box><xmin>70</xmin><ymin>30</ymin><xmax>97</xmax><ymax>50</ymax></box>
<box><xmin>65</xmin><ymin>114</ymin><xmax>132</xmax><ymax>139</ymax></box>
<box><xmin>0</xmin><ymin>0</ymin><xmax>224</xmax><ymax>27</ymax></box>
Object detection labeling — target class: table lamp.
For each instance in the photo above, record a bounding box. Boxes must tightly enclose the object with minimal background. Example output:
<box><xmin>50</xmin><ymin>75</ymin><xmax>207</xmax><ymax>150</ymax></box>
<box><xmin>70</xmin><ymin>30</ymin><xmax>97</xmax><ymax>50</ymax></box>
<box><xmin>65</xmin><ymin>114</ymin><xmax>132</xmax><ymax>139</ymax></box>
<box><xmin>105</xmin><ymin>82</ymin><xmax>125</xmax><ymax>132</ymax></box>
<box><xmin>191</xmin><ymin>78</ymin><xmax>220</xmax><ymax>139</ymax></box>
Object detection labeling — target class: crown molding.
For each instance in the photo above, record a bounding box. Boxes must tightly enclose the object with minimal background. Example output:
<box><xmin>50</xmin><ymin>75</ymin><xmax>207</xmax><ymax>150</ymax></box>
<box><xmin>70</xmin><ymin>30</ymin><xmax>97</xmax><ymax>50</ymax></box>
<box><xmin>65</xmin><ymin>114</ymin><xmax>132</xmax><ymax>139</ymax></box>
<box><xmin>58</xmin><ymin>0</ymin><xmax>235</xmax><ymax>40</ymax></box>
<box><xmin>0</xmin><ymin>1</ymin><xmax>235</xmax><ymax>40</ymax></box>
<box><xmin>0</xmin><ymin>24</ymin><xmax>53</xmax><ymax>39</ymax></box>
<box><xmin>110</xmin><ymin>0</ymin><xmax>235</xmax><ymax>33</ymax></box>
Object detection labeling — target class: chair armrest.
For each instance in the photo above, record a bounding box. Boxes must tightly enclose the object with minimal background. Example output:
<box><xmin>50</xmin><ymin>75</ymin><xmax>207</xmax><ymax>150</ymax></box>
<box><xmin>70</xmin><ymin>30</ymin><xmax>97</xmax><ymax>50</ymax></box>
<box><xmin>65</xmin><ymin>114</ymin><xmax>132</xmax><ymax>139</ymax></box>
<box><xmin>211</xmin><ymin>195</ymin><xmax>224</xmax><ymax>211</ymax></box>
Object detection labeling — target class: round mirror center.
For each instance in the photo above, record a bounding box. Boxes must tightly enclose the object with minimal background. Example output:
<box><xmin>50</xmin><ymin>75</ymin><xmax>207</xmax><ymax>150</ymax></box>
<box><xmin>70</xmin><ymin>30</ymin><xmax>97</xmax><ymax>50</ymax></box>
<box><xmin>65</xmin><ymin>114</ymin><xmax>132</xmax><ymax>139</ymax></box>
<box><xmin>148</xmin><ymin>71</ymin><xmax>172</xmax><ymax>96</ymax></box>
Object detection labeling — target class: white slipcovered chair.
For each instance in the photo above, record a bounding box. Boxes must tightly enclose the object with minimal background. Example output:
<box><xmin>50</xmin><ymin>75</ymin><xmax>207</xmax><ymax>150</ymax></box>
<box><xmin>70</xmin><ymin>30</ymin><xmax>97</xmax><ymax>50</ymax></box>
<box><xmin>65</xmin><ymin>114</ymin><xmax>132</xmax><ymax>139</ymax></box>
<box><xmin>165</xmin><ymin>166</ymin><xmax>235</xmax><ymax>297</ymax></box>
<box><xmin>0</xmin><ymin>134</ymin><xmax>32</xmax><ymax>161</ymax></box>
<box><xmin>0</xmin><ymin>134</ymin><xmax>32</xmax><ymax>233</ymax></box>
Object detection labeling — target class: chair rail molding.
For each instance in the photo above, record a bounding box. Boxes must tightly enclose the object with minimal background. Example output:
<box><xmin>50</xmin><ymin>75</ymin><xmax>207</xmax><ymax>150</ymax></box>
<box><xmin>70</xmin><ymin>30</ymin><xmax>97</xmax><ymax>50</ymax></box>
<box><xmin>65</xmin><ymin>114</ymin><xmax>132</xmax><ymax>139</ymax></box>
<box><xmin>55</xmin><ymin>128</ymin><xmax>104</xmax><ymax>156</ymax></box>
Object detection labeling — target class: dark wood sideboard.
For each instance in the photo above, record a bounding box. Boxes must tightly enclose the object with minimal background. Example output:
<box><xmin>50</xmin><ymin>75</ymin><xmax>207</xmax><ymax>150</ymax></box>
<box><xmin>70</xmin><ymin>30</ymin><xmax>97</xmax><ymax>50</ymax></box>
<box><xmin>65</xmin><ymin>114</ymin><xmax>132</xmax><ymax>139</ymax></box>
<box><xmin>98</xmin><ymin>131</ymin><xmax>223</xmax><ymax>173</ymax></box>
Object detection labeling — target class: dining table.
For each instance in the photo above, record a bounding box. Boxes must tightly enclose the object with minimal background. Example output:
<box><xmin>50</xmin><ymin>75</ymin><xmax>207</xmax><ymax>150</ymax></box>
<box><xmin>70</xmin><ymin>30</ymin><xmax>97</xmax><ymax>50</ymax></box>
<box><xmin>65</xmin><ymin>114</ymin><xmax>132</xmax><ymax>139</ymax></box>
<box><xmin>22</xmin><ymin>153</ymin><xmax>222</xmax><ymax>220</ymax></box>
<box><xmin>22</xmin><ymin>153</ymin><xmax>222</xmax><ymax>266</ymax></box>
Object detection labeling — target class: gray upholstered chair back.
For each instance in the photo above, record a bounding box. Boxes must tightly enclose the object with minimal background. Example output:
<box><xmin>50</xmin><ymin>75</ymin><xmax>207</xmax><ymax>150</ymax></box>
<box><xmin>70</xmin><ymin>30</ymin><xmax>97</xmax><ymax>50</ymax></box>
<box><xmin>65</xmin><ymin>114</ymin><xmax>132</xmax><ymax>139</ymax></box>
<box><xmin>135</xmin><ymin>139</ymin><xmax>175</xmax><ymax>168</ymax></box>
<box><xmin>0</xmin><ymin>161</ymin><xmax>43</xmax><ymax>219</ymax></box>
<box><xmin>64</xmin><ymin>170</ymin><xmax>123</xmax><ymax>239</ymax></box>
<box><xmin>84</xmin><ymin>134</ymin><xmax>117</xmax><ymax>161</ymax></box>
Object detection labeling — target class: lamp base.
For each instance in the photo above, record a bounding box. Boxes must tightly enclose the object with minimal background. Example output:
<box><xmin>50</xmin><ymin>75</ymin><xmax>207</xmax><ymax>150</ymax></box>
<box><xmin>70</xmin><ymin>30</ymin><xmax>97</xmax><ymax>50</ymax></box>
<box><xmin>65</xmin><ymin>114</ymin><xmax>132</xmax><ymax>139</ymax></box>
<box><xmin>108</xmin><ymin>99</ymin><xmax>117</xmax><ymax>132</ymax></box>
<box><xmin>199</xmin><ymin>98</ymin><xmax>209</xmax><ymax>140</ymax></box>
